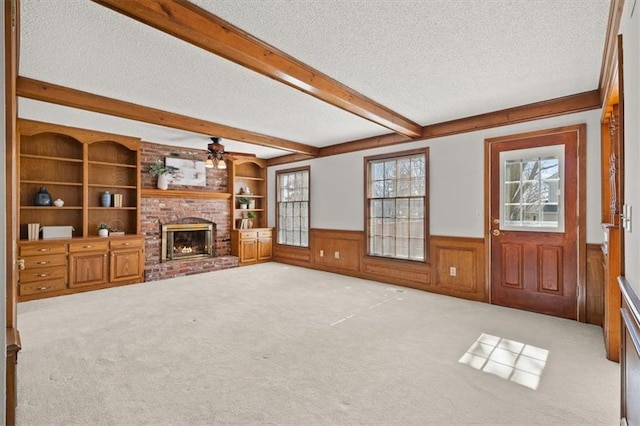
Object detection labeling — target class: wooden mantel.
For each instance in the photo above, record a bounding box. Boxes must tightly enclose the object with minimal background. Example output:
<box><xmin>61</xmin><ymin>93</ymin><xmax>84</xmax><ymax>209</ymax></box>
<box><xmin>141</xmin><ymin>189</ymin><xmax>231</xmax><ymax>199</ymax></box>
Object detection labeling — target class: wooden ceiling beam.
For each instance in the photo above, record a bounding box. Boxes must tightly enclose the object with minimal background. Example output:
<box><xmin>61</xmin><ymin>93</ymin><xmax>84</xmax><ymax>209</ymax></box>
<box><xmin>268</xmin><ymin>90</ymin><xmax>601</xmax><ymax>165</ymax></box>
<box><xmin>16</xmin><ymin>77</ymin><xmax>319</xmax><ymax>156</ymax></box>
<box><xmin>91</xmin><ymin>0</ymin><xmax>423</xmax><ymax>139</ymax></box>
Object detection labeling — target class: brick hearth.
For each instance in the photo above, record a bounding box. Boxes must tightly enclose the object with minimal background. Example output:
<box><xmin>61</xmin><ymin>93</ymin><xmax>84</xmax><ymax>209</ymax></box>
<box><xmin>141</xmin><ymin>142</ymin><xmax>239</xmax><ymax>281</ymax></box>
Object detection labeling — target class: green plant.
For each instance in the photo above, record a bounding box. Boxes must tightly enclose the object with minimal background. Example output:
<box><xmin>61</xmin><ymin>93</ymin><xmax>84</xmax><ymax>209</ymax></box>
<box><xmin>97</xmin><ymin>222</ymin><xmax>110</xmax><ymax>230</ymax></box>
<box><xmin>237</xmin><ymin>197</ymin><xmax>250</xmax><ymax>206</ymax></box>
<box><xmin>247</xmin><ymin>212</ymin><xmax>256</xmax><ymax>219</ymax></box>
<box><xmin>148</xmin><ymin>160</ymin><xmax>177</xmax><ymax>177</ymax></box>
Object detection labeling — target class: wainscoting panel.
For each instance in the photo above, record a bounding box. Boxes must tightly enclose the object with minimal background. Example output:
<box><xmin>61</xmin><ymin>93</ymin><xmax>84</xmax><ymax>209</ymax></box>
<box><xmin>274</xmin><ymin>230</ymin><xmax>486</xmax><ymax>303</ymax></box>
<box><xmin>361</xmin><ymin>255</ymin><xmax>431</xmax><ymax>290</ymax></box>
<box><xmin>273</xmin><ymin>244</ymin><xmax>312</xmax><ymax>267</ymax></box>
<box><xmin>620</xmin><ymin>277</ymin><xmax>640</xmax><ymax>426</ymax></box>
<box><xmin>431</xmin><ymin>236</ymin><xmax>487</xmax><ymax>302</ymax></box>
<box><xmin>311</xmin><ymin>229</ymin><xmax>362</xmax><ymax>273</ymax></box>
<box><xmin>586</xmin><ymin>244</ymin><xmax>604</xmax><ymax>326</ymax></box>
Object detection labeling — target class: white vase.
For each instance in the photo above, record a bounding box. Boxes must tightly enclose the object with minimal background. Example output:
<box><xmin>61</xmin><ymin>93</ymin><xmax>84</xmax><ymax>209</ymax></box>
<box><xmin>98</xmin><ymin>229</ymin><xmax>108</xmax><ymax>237</ymax></box>
<box><xmin>157</xmin><ymin>174</ymin><xmax>169</xmax><ymax>190</ymax></box>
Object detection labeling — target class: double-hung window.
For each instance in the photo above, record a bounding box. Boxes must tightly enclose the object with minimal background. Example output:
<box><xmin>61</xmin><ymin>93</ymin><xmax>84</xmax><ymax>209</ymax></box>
<box><xmin>365</xmin><ymin>148</ymin><xmax>429</xmax><ymax>262</ymax></box>
<box><xmin>276</xmin><ymin>167</ymin><xmax>310</xmax><ymax>247</ymax></box>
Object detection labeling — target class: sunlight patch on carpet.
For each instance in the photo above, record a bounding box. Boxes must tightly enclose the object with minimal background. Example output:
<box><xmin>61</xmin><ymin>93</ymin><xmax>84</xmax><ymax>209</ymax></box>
<box><xmin>459</xmin><ymin>333</ymin><xmax>549</xmax><ymax>390</ymax></box>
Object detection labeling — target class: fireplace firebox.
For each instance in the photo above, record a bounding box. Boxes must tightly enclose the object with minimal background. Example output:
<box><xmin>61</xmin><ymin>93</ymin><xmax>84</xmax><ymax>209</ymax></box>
<box><xmin>161</xmin><ymin>219</ymin><xmax>215</xmax><ymax>262</ymax></box>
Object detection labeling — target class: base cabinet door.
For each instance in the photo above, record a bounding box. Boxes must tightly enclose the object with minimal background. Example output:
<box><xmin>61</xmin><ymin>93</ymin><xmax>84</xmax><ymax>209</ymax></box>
<box><xmin>240</xmin><ymin>239</ymin><xmax>258</xmax><ymax>264</ymax></box>
<box><xmin>110</xmin><ymin>249</ymin><xmax>144</xmax><ymax>283</ymax></box>
<box><xmin>69</xmin><ymin>252</ymin><xmax>108</xmax><ymax>288</ymax></box>
<box><xmin>258</xmin><ymin>237</ymin><xmax>272</xmax><ymax>261</ymax></box>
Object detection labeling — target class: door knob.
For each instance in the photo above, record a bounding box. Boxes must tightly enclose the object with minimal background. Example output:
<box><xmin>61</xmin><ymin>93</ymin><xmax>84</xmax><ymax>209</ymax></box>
<box><xmin>492</xmin><ymin>229</ymin><xmax>500</xmax><ymax>236</ymax></box>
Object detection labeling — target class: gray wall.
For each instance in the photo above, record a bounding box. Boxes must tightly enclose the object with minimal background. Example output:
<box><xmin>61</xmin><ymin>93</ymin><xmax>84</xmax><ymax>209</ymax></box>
<box><xmin>268</xmin><ymin>109</ymin><xmax>603</xmax><ymax>243</ymax></box>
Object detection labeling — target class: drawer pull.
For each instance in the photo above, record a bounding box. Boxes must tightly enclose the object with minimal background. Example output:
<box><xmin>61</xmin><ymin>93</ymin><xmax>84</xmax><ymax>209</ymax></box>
<box><xmin>36</xmin><ymin>261</ymin><xmax>50</xmax><ymax>265</ymax></box>
<box><xmin>37</xmin><ymin>273</ymin><xmax>50</xmax><ymax>278</ymax></box>
<box><xmin>36</xmin><ymin>286</ymin><xmax>48</xmax><ymax>291</ymax></box>
<box><xmin>37</xmin><ymin>248</ymin><xmax>50</xmax><ymax>252</ymax></box>
<box><xmin>83</xmin><ymin>245</ymin><xmax>94</xmax><ymax>249</ymax></box>
<box><xmin>123</xmin><ymin>243</ymin><xmax>130</xmax><ymax>246</ymax></box>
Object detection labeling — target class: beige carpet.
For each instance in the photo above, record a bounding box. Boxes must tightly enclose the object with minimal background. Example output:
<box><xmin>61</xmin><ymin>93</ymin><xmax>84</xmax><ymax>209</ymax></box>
<box><xmin>16</xmin><ymin>262</ymin><xmax>619</xmax><ymax>425</ymax></box>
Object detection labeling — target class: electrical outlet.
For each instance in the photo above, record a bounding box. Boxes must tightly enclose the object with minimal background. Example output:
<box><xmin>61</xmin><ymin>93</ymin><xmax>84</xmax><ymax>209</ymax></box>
<box><xmin>334</xmin><ymin>251</ymin><xmax>340</xmax><ymax>259</ymax></box>
<box><xmin>320</xmin><ymin>250</ymin><xmax>324</xmax><ymax>257</ymax></box>
<box><xmin>449</xmin><ymin>266</ymin><xmax>457</xmax><ymax>277</ymax></box>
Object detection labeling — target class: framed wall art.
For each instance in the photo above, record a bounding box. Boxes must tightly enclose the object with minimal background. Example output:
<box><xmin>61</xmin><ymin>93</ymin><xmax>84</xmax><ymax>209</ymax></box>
<box><xmin>165</xmin><ymin>157</ymin><xmax>207</xmax><ymax>187</ymax></box>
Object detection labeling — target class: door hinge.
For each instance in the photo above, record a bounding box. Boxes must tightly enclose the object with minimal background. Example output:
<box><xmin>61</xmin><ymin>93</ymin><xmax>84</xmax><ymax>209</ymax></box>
<box><xmin>17</xmin><ymin>259</ymin><xmax>25</xmax><ymax>270</ymax></box>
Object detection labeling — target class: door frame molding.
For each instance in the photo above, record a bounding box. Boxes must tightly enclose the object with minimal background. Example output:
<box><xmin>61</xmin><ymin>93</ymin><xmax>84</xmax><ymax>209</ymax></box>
<box><xmin>484</xmin><ymin>124</ymin><xmax>587</xmax><ymax>321</ymax></box>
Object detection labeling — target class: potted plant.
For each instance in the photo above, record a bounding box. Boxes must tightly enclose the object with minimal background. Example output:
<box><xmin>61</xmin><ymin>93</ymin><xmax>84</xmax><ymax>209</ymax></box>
<box><xmin>148</xmin><ymin>160</ymin><xmax>176</xmax><ymax>190</ymax></box>
<box><xmin>237</xmin><ymin>197</ymin><xmax>250</xmax><ymax>209</ymax></box>
<box><xmin>97</xmin><ymin>222</ymin><xmax>110</xmax><ymax>237</ymax></box>
<box><xmin>247</xmin><ymin>211</ymin><xmax>256</xmax><ymax>229</ymax></box>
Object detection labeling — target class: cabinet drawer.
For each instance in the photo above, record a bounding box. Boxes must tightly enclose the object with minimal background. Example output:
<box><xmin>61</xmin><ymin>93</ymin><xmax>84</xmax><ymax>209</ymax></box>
<box><xmin>20</xmin><ymin>243</ymin><xmax>66</xmax><ymax>257</ymax></box>
<box><xmin>19</xmin><ymin>278</ymin><xmax>67</xmax><ymax>296</ymax></box>
<box><xmin>20</xmin><ymin>266</ymin><xmax>66</xmax><ymax>283</ymax></box>
<box><xmin>69</xmin><ymin>241</ymin><xmax>109</xmax><ymax>253</ymax></box>
<box><xmin>239</xmin><ymin>231</ymin><xmax>257</xmax><ymax>239</ymax></box>
<box><xmin>110</xmin><ymin>238</ymin><xmax>143</xmax><ymax>250</ymax></box>
<box><xmin>258</xmin><ymin>230</ymin><xmax>272</xmax><ymax>238</ymax></box>
<box><xmin>22</xmin><ymin>253</ymin><xmax>66</xmax><ymax>269</ymax></box>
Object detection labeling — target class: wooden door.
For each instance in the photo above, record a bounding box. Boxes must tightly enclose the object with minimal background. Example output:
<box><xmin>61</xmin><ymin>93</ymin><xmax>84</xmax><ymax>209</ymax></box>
<box><xmin>488</xmin><ymin>127</ymin><xmax>583</xmax><ymax>319</ymax></box>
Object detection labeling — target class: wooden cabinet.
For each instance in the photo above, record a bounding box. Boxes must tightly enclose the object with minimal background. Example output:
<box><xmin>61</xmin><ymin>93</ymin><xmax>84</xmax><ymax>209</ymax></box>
<box><xmin>18</xmin><ymin>119</ymin><xmax>141</xmax><ymax>238</ymax></box>
<box><xmin>17</xmin><ymin>119</ymin><xmax>146</xmax><ymax>300</ymax></box>
<box><xmin>18</xmin><ymin>236</ymin><xmax>145</xmax><ymax>301</ymax></box>
<box><xmin>110</xmin><ymin>238</ymin><xmax>145</xmax><ymax>283</ymax></box>
<box><xmin>18</xmin><ymin>242</ymin><xmax>67</xmax><ymax>298</ymax></box>
<box><xmin>228</xmin><ymin>157</ymin><xmax>267</xmax><ymax>230</ymax></box>
<box><xmin>68</xmin><ymin>241</ymin><xmax>109</xmax><ymax>288</ymax></box>
<box><xmin>231</xmin><ymin>228</ymin><xmax>272</xmax><ymax>265</ymax></box>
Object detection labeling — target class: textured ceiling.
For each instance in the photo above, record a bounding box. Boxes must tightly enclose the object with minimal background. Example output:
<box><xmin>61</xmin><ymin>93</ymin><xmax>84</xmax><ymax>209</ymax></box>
<box><xmin>18</xmin><ymin>0</ymin><xmax>610</xmax><ymax>158</ymax></box>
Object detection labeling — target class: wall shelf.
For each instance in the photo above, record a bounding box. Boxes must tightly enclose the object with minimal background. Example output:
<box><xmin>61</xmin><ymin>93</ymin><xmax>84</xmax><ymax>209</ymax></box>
<box><xmin>141</xmin><ymin>189</ymin><xmax>231</xmax><ymax>199</ymax></box>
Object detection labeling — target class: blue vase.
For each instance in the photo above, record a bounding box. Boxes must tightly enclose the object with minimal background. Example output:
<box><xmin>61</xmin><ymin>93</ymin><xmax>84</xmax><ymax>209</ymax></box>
<box><xmin>34</xmin><ymin>187</ymin><xmax>52</xmax><ymax>206</ymax></box>
<box><xmin>101</xmin><ymin>191</ymin><xmax>111</xmax><ymax>207</ymax></box>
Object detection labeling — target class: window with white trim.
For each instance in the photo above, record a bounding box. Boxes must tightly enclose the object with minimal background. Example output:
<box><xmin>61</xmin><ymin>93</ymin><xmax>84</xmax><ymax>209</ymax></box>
<box><xmin>366</xmin><ymin>148</ymin><xmax>429</xmax><ymax>262</ymax></box>
<box><xmin>276</xmin><ymin>167</ymin><xmax>310</xmax><ymax>247</ymax></box>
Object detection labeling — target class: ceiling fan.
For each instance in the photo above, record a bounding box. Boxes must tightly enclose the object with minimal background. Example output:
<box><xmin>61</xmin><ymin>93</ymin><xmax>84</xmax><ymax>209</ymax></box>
<box><xmin>205</xmin><ymin>137</ymin><xmax>233</xmax><ymax>169</ymax></box>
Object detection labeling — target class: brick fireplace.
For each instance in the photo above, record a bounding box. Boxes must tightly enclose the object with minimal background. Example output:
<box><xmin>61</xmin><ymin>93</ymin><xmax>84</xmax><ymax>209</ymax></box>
<box><xmin>141</xmin><ymin>142</ymin><xmax>239</xmax><ymax>281</ymax></box>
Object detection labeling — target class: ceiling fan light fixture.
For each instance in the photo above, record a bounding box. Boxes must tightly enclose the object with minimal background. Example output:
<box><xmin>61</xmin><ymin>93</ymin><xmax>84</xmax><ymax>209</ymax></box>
<box><xmin>205</xmin><ymin>137</ymin><xmax>229</xmax><ymax>169</ymax></box>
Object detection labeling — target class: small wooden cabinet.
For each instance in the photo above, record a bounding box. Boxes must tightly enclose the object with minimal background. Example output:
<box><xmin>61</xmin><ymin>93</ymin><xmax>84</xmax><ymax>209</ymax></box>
<box><xmin>231</xmin><ymin>228</ymin><xmax>273</xmax><ymax>265</ymax></box>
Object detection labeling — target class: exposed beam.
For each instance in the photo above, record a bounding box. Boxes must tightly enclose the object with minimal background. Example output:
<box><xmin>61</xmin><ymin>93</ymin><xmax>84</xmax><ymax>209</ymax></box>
<box><xmin>268</xmin><ymin>90</ymin><xmax>601</xmax><ymax>165</ymax></box>
<box><xmin>91</xmin><ymin>0</ymin><xmax>423</xmax><ymax>139</ymax></box>
<box><xmin>422</xmin><ymin>90</ymin><xmax>601</xmax><ymax>139</ymax></box>
<box><xmin>16</xmin><ymin>77</ymin><xmax>319</xmax><ymax>156</ymax></box>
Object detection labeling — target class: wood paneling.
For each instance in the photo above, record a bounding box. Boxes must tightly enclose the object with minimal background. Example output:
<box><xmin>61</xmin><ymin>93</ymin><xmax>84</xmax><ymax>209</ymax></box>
<box><xmin>603</xmin><ymin>225</ymin><xmax>621</xmax><ymax>361</ymax></box>
<box><xmin>620</xmin><ymin>276</ymin><xmax>640</xmax><ymax>425</ymax></box>
<box><xmin>311</xmin><ymin>229</ymin><xmax>362</xmax><ymax>272</ymax></box>
<box><xmin>599</xmin><ymin>0</ymin><xmax>625</xmax><ymax>106</ymax></box>
<box><xmin>92</xmin><ymin>0</ymin><xmax>422</xmax><ymax>138</ymax></box>
<box><xmin>361</xmin><ymin>255</ymin><xmax>431</xmax><ymax>289</ymax></box>
<box><xmin>431</xmin><ymin>236</ymin><xmax>487</xmax><ymax>302</ymax></box>
<box><xmin>273</xmin><ymin>244</ymin><xmax>312</xmax><ymax>266</ymax></box>
<box><xmin>586</xmin><ymin>244</ymin><xmax>604</xmax><ymax>326</ymax></box>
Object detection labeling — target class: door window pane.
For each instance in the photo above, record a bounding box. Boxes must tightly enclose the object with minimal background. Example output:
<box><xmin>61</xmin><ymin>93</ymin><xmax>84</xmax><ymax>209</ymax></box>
<box><xmin>500</xmin><ymin>146</ymin><xmax>564</xmax><ymax>232</ymax></box>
